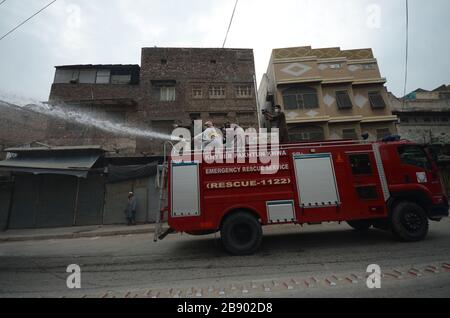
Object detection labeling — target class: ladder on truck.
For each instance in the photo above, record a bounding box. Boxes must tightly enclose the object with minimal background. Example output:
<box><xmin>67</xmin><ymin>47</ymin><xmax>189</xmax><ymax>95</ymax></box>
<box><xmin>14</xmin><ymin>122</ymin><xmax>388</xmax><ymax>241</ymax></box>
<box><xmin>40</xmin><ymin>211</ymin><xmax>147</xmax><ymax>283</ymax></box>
<box><xmin>154</xmin><ymin>143</ymin><xmax>175</xmax><ymax>242</ymax></box>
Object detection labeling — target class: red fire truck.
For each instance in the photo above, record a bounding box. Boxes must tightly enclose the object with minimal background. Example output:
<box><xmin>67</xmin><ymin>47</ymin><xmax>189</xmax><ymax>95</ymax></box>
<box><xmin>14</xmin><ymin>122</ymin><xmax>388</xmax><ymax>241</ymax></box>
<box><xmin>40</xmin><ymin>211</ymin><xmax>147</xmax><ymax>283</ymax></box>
<box><xmin>155</xmin><ymin>140</ymin><xmax>448</xmax><ymax>255</ymax></box>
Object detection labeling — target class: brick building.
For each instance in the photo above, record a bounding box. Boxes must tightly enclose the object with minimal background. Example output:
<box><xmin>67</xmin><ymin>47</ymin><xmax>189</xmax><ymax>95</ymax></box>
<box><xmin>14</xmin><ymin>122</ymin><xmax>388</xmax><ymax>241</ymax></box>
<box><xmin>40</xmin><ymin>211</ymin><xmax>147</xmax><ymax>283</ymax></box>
<box><xmin>258</xmin><ymin>46</ymin><xmax>398</xmax><ymax>142</ymax></box>
<box><xmin>390</xmin><ymin>85</ymin><xmax>450</xmax><ymax>145</ymax></box>
<box><xmin>48</xmin><ymin>48</ymin><xmax>259</xmax><ymax>155</ymax></box>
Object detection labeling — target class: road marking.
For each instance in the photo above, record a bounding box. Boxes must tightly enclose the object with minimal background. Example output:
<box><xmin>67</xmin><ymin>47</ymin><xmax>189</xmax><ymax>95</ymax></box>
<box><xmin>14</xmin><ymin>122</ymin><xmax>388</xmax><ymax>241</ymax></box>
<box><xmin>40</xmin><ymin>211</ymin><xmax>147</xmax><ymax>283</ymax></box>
<box><xmin>408</xmin><ymin>268</ymin><xmax>422</xmax><ymax>277</ymax></box>
<box><xmin>325</xmin><ymin>278</ymin><xmax>337</xmax><ymax>287</ymax></box>
<box><xmin>384</xmin><ymin>272</ymin><xmax>402</xmax><ymax>279</ymax></box>
<box><xmin>345</xmin><ymin>276</ymin><xmax>358</xmax><ymax>284</ymax></box>
<box><xmin>54</xmin><ymin>261</ymin><xmax>450</xmax><ymax>298</ymax></box>
<box><xmin>425</xmin><ymin>266</ymin><xmax>439</xmax><ymax>274</ymax></box>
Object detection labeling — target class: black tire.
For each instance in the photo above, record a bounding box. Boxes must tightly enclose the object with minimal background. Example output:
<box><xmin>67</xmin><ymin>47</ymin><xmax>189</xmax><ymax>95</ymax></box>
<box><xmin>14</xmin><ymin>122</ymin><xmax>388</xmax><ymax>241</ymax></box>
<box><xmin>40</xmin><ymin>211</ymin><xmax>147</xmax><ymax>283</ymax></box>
<box><xmin>347</xmin><ymin>220</ymin><xmax>372</xmax><ymax>231</ymax></box>
<box><xmin>391</xmin><ymin>201</ymin><xmax>429</xmax><ymax>242</ymax></box>
<box><xmin>221</xmin><ymin>212</ymin><xmax>262</xmax><ymax>256</ymax></box>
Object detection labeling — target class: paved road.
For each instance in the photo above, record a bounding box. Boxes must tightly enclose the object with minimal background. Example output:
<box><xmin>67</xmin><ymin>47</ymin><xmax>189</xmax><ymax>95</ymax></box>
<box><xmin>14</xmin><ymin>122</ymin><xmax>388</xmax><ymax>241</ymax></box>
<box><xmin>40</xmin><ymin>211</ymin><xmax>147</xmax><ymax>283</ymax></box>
<box><xmin>0</xmin><ymin>219</ymin><xmax>449</xmax><ymax>298</ymax></box>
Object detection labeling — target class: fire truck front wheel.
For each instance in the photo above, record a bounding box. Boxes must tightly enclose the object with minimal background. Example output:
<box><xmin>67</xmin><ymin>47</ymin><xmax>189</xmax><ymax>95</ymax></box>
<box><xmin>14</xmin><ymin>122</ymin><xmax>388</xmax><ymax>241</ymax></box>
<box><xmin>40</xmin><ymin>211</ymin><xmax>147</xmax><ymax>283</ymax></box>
<box><xmin>391</xmin><ymin>201</ymin><xmax>429</xmax><ymax>242</ymax></box>
<box><xmin>221</xmin><ymin>212</ymin><xmax>263</xmax><ymax>256</ymax></box>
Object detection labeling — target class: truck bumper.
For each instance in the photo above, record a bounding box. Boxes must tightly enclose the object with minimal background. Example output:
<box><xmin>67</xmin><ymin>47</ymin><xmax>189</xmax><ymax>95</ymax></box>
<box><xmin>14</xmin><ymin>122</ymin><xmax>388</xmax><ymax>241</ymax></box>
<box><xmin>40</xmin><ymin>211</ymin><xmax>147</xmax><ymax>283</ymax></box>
<box><xmin>428</xmin><ymin>201</ymin><xmax>449</xmax><ymax>221</ymax></box>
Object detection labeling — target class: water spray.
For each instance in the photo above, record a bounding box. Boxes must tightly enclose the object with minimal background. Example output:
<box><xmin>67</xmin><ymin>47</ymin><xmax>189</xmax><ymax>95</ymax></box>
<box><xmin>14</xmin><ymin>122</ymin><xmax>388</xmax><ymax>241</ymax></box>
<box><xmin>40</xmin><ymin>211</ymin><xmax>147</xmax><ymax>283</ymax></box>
<box><xmin>0</xmin><ymin>93</ymin><xmax>181</xmax><ymax>142</ymax></box>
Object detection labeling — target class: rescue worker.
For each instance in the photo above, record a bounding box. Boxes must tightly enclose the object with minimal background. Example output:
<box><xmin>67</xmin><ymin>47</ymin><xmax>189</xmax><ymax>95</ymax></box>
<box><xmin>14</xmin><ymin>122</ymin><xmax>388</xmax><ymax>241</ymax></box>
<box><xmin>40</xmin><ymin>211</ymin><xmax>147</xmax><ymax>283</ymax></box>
<box><xmin>125</xmin><ymin>192</ymin><xmax>137</xmax><ymax>226</ymax></box>
<box><xmin>194</xmin><ymin>121</ymin><xmax>223</xmax><ymax>149</ymax></box>
<box><xmin>228</xmin><ymin>123</ymin><xmax>246</xmax><ymax>152</ymax></box>
<box><xmin>263</xmin><ymin>105</ymin><xmax>289</xmax><ymax>143</ymax></box>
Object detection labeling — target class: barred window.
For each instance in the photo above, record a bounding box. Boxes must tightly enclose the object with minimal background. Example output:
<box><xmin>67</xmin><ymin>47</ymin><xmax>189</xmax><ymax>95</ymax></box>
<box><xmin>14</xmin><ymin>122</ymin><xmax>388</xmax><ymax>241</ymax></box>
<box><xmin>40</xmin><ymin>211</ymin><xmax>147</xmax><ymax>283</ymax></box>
<box><xmin>336</xmin><ymin>91</ymin><xmax>353</xmax><ymax>109</ymax></box>
<box><xmin>368</xmin><ymin>91</ymin><xmax>387</xmax><ymax>109</ymax></box>
<box><xmin>192</xmin><ymin>86</ymin><xmax>203</xmax><ymax>99</ymax></box>
<box><xmin>343</xmin><ymin>129</ymin><xmax>358</xmax><ymax>140</ymax></box>
<box><xmin>376</xmin><ymin>128</ymin><xmax>391</xmax><ymax>140</ymax></box>
<box><xmin>209</xmin><ymin>86</ymin><xmax>226</xmax><ymax>99</ymax></box>
<box><xmin>362</xmin><ymin>63</ymin><xmax>377</xmax><ymax>70</ymax></box>
<box><xmin>282</xmin><ymin>86</ymin><xmax>319</xmax><ymax>110</ymax></box>
<box><xmin>236</xmin><ymin>85</ymin><xmax>252</xmax><ymax>98</ymax></box>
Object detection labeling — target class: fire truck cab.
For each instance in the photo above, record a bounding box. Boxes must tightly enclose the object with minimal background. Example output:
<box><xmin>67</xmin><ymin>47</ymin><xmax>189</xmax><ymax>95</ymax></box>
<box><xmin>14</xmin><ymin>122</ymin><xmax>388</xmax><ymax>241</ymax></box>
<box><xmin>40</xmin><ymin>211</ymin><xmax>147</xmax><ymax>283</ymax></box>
<box><xmin>159</xmin><ymin>140</ymin><xmax>448</xmax><ymax>255</ymax></box>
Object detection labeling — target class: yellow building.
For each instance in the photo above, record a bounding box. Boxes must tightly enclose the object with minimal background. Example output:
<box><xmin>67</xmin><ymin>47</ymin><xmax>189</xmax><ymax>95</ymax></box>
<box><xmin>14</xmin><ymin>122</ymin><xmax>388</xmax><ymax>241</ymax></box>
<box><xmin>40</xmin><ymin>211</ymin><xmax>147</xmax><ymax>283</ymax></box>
<box><xmin>259</xmin><ymin>46</ymin><xmax>398</xmax><ymax>142</ymax></box>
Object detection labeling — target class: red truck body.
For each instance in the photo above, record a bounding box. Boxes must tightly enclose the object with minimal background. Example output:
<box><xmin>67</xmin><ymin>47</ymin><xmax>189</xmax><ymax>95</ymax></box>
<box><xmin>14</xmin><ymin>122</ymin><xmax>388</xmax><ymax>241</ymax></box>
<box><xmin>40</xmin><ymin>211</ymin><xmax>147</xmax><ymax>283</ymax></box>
<box><xmin>163</xmin><ymin>140</ymin><xmax>448</xmax><ymax>254</ymax></box>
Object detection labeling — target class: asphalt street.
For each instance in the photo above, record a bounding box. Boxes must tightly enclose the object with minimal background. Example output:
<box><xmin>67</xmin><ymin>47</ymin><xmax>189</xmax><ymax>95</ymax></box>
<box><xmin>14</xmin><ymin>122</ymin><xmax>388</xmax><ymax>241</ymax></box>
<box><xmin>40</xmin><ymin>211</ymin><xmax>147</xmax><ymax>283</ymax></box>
<box><xmin>0</xmin><ymin>219</ymin><xmax>449</xmax><ymax>298</ymax></box>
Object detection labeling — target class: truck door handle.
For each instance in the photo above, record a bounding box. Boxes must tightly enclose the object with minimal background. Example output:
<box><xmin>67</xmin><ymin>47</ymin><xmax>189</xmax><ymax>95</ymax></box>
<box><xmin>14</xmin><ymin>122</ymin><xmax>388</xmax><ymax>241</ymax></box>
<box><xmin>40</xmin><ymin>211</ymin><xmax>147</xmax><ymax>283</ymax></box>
<box><xmin>404</xmin><ymin>175</ymin><xmax>411</xmax><ymax>183</ymax></box>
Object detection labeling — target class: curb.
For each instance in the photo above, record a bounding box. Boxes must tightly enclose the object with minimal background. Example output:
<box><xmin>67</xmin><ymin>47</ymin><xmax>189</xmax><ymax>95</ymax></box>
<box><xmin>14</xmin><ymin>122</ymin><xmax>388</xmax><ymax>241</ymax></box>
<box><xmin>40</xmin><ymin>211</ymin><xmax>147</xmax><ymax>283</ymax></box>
<box><xmin>0</xmin><ymin>227</ymin><xmax>156</xmax><ymax>243</ymax></box>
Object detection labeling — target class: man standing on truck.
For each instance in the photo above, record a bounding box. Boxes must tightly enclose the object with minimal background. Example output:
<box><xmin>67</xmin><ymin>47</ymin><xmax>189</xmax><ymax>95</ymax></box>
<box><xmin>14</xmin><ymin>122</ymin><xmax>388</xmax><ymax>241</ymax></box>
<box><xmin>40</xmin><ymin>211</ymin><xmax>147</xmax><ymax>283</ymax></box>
<box><xmin>125</xmin><ymin>192</ymin><xmax>137</xmax><ymax>226</ymax></box>
<box><xmin>263</xmin><ymin>105</ymin><xmax>289</xmax><ymax>143</ymax></box>
<box><xmin>194</xmin><ymin>121</ymin><xmax>223</xmax><ymax>149</ymax></box>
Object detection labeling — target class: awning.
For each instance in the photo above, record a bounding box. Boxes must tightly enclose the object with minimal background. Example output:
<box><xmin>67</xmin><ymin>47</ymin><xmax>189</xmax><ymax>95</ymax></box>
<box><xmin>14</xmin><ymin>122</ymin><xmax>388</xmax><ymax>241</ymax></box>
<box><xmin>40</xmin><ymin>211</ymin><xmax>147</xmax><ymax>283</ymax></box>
<box><xmin>0</xmin><ymin>153</ymin><xmax>103</xmax><ymax>178</ymax></box>
<box><xmin>106</xmin><ymin>162</ymin><xmax>158</xmax><ymax>183</ymax></box>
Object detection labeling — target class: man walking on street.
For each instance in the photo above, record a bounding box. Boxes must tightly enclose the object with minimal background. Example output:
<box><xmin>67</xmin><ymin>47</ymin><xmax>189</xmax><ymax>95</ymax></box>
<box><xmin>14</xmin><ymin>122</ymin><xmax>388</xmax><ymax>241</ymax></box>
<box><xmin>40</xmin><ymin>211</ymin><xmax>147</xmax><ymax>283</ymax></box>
<box><xmin>125</xmin><ymin>192</ymin><xmax>137</xmax><ymax>226</ymax></box>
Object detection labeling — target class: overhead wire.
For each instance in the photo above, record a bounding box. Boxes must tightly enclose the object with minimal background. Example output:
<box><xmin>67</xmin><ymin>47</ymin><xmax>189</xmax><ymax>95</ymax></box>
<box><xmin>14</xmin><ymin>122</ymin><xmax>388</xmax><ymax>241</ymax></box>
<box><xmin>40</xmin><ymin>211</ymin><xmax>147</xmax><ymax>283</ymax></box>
<box><xmin>222</xmin><ymin>0</ymin><xmax>239</xmax><ymax>48</ymax></box>
<box><xmin>0</xmin><ymin>0</ymin><xmax>57</xmax><ymax>42</ymax></box>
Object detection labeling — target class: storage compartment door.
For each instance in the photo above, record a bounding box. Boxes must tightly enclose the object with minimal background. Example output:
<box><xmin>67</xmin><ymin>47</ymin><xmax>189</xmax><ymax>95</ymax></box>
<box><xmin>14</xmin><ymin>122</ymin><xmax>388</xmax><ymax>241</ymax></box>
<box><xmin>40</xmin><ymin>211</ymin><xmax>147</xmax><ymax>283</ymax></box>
<box><xmin>171</xmin><ymin>162</ymin><xmax>201</xmax><ymax>217</ymax></box>
<box><xmin>294</xmin><ymin>154</ymin><xmax>340</xmax><ymax>208</ymax></box>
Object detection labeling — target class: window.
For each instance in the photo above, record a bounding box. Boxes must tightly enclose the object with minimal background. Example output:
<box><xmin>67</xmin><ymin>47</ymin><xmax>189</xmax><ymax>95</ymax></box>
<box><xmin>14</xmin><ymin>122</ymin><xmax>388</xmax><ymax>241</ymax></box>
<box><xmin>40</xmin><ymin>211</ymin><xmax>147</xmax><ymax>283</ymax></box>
<box><xmin>329</xmin><ymin>63</ymin><xmax>342</xmax><ymax>69</ymax></box>
<box><xmin>356</xmin><ymin>186</ymin><xmax>379</xmax><ymax>200</ymax></box>
<box><xmin>368</xmin><ymin>91</ymin><xmax>386</xmax><ymax>109</ymax></box>
<box><xmin>236</xmin><ymin>85</ymin><xmax>252</xmax><ymax>98</ymax></box>
<box><xmin>401</xmin><ymin>117</ymin><xmax>410</xmax><ymax>123</ymax></box>
<box><xmin>439</xmin><ymin>92</ymin><xmax>450</xmax><ymax>100</ymax></box>
<box><xmin>398</xmin><ymin>146</ymin><xmax>432</xmax><ymax>170</ymax></box>
<box><xmin>111</xmin><ymin>75</ymin><xmax>131</xmax><ymax>84</ymax></box>
<box><xmin>343</xmin><ymin>129</ymin><xmax>358</xmax><ymax>140</ymax></box>
<box><xmin>336</xmin><ymin>91</ymin><xmax>353</xmax><ymax>109</ymax></box>
<box><xmin>349</xmin><ymin>154</ymin><xmax>373</xmax><ymax>175</ymax></box>
<box><xmin>161</xmin><ymin>59</ymin><xmax>167</xmax><ymax>65</ymax></box>
<box><xmin>376</xmin><ymin>128</ymin><xmax>391</xmax><ymax>140</ymax></box>
<box><xmin>54</xmin><ymin>69</ymin><xmax>79</xmax><ymax>84</ymax></box>
<box><xmin>209</xmin><ymin>112</ymin><xmax>228</xmax><ymax>119</ymax></box>
<box><xmin>152</xmin><ymin>120</ymin><xmax>175</xmax><ymax>134</ymax></box>
<box><xmin>362</xmin><ymin>63</ymin><xmax>376</xmax><ymax>70</ymax></box>
<box><xmin>192</xmin><ymin>86</ymin><xmax>203</xmax><ymax>99</ymax></box>
<box><xmin>160</xmin><ymin>86</ymin><xmax>176</xmax><ymax>102</ymax></box>
<box><xmin>288</xmin><ymin>125</ymin><xmax>324</xmax><ymax>142</ymax></box>
<box><xmin>282</xmin><ymin>86</ymin><xmax>319</xmax><ymax>110</ymax></box>
<box><xmin>79</xmin><ymin>69</ymin><xmax>97</xmax><ymax>84</ymax></box>
<box><xmin>96</xmin><ymin>70</ymin><xmax>111</xmax><ymax>84</ymax></box>
<box><xmin>105</xmin><ymin>111</ymin><xmax>126</xmax><ymax>123</ymax></box>
<box><xmin>190</xmin><ymin>113</ymin><xmax>201</xmax><ymax>121</ymax></box>
<box><xmin>209</xmin><ymin>86</ymin><xmax>226</xmax><ymax>99</ymax></box>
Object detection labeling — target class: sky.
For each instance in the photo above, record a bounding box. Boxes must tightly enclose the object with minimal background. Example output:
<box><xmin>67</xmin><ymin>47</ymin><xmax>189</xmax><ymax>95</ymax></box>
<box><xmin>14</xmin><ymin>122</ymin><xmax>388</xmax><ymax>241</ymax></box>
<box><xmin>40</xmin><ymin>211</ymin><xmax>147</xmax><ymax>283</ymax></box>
<box><xmin>0</xmin><ymin>0</ymin><xmax>449</xmax><ymax>101</ymax></box>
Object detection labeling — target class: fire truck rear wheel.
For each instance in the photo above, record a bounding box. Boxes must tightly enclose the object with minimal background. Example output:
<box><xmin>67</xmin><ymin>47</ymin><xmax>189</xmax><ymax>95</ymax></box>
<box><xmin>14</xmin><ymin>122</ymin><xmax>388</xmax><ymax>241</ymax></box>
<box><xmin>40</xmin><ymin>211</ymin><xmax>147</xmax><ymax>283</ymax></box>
<box><xmin>221</xmin><ymin>212</ymin><xmax>262</xmax><ymax>256</ymax></box>
<box><xmin>347</xmin><ymin>220</ymin><xmax>372</xmax><ymax>231</ymax></box>
<box><xmin>391</xmin><ymin>201</ymin><xmax>429</xmax><ymax>242</ymax></box>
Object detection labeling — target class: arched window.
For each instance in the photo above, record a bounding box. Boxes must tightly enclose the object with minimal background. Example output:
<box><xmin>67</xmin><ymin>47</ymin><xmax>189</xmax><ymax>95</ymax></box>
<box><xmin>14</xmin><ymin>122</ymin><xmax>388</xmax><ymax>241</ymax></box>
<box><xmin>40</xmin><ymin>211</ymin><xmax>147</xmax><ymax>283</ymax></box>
<box><xmin>288</xmin><ymin>125</ymin><xmax>325</xmax><ymax>142</ymax></box>
<box><xmin>282</xmin><ymin>86</ymin><xmax>319</xmax><ymax>110</ymax></box>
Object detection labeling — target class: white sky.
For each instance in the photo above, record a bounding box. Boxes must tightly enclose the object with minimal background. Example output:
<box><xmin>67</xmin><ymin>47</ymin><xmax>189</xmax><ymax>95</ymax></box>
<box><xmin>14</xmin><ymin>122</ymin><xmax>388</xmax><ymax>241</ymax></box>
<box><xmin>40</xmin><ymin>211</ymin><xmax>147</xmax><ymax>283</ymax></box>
<box><xmin>0</xmin><ymin>0</ymin><xmax>449</xmax><ymax>101</ymax></box>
